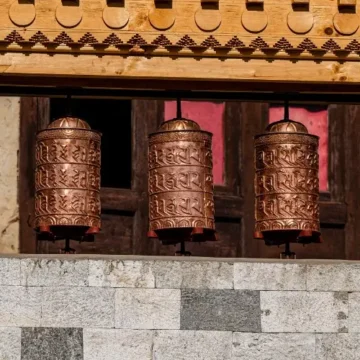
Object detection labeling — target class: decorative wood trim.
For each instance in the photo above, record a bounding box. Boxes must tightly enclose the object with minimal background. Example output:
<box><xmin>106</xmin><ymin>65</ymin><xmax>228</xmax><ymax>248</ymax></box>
<box><xmin>0</xmin><ymin>30</ymin><xmax>358</xmax><ymax>59</ymax></box>
<box><xmin>2</xmin><ymin>0</ymin><xmax>360</xmax><ymax>85</ymax></box>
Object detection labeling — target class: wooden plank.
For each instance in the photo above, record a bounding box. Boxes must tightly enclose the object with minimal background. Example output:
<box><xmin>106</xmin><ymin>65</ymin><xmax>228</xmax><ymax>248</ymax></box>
<box><xmin>19</xmin><ymin>98</ymin><xmax>37</xmax><ymax>254</ymax></box>
<box><xmin>328</xmin><ymin>105</ymin><xmax>345</xmax><ymax>202</ymax></box>
<box><xmin>1</xmin><ymin>53</ymin><xmax>360</xmax><ymax>86</ymax></box>
<box><xmin>319</xmin><ymin>202</ymin><xmax>347</xmax><ymax>225</ymax></box>
<box><xmin>4</xmin><ymin>76</ymin><xmax>360</xmax><ymax>95</ymax></box>
<box><xmin>238</xmin><ymin>102</ymin><xmax>269</xmax><ymax>258</ymax></box>
<box><xmin>1</xmin><ymin>0</ymin><xmax>360</xmax><ymax>86</ymax></box>
<box><xmin>339</xmin><ymin>105</ymin><xmax>360</xmax><ymax>259</ymax></box>
<box><xmin>256</xmin><ymin>227</ymin><xmax>346</xmax><ymax>259</ymax></box>
<box><xmin>214</xmin><ymin>195</ymin><xmax>243</xmax><ymax>219</ymax></box>
<box><xmin>38</xmin><ymin>212</ymin><xmax>134</xmax><ymax>255</ymax></box>
<box><xmin>223</xmin><ymin>102</ymin><xmax>241</xmax><ymax>195</ymax></box>
<box><xmin>131</xmin><ymin>99</ymin><xmax>164</xmax><ymax>255</ymax></box>
<box><xmin>19</xmin><ymin>97</ymin><xmax>49</xmax><ymax>254</ymax></box>
<box><xmin>101</xmin><ymin>188</ymin><xmax>139</xmax><ymax>213</ymax></box>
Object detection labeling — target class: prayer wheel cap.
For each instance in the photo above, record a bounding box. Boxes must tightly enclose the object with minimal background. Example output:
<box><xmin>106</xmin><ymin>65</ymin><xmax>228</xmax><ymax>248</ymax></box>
<box><xmin>47</xmin><ymin>116</ymin><xmax>92</xmax><ymax>130</ymax></box>
<box><xmin>265</xmin><ymin>119</ymin><xmax>309</xmax><ymax>134</ymax></box>
<box><xmin>157</xmin><ymin>118</ymin><xmax>201</xmax><ymax>132</ymax></box>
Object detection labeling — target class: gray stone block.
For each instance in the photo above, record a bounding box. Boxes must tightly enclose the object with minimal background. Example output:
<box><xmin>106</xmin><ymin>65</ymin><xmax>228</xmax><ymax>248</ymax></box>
<box><xmin>0</xmin><ymin>286</ymin><xmax>41</xmax><ymax>327</ymax></box>
<box><xmin>88</xmin><ymin>260</ymin><xmax>155</xmax><ymax>288</ymax></box>
<box><xmin>315</xmin><ymin>334</ymin><xmax>360</xmax><ymax>360</ymax></box>
<box><xmin>83</xmin><ymin>329</ymin><xmax>152</xmax><ymax>360</ymax></box>
<box><xmin>21</xmin><ymin>328</ymin><xmax>83</xmax><ymax>360</ymax></box>
<box><xmin>41</xmin><ymin>287</ymin><xmax>115</xmax><ymax>328</ymax></box>
<box><xmin>0</xmin><ymin>257</ymin><xmax>20</xmax><ymax>285</ymax></box>
<box><xmin>154</xmin><ymin>261</ymin><xmax>233</xmax><ymax>289</ymax></box>
<box><xmin>348</xmin><ymin>292</ymin><xmax>360</xmax><ymax>332</ymax></box>
<box><xmin>307</xmin><ymin>264</ymin><xmax>360</xmax><ymax>291</ymax></box>
<box><xmin>181</xmin><ymin>289</ymin><xmax>261</xmax><ymax>332</ymax></box>
<box><xmin>261</xmin><ymin>291</ymin><xmax>343</xmax><ymax>333</ymax></box>
<box><xmin>115</xmin><ymin>288</ymin><xmax>180</xmax><ymax>329</ymax></box>
<box><xmin>21</xmin><ymin>259</ymin><xmax>88</xmax><ymax>287</ymax></box>
<box><xmin>0</xmin><ymin>328</ymin><xmax>21</xmax><ymax>360</ymax></box>
<box><xmin>153</xmin><ymin>330</ymin><xmax>232</xmax><ymax>360</ymax></box>
<box><xmin>234</xmin><ymin>262</ymin><xmax>306</xmax><ymax>290</ymax></box>
<box><xmin>232</xmin><ymin>333</ymin><xmax>316</xmax><ymax>360</ymax></box>
<box><xmin>334</xmin><ymin>292</ymin><xmax>349</xmax><ymax>333</ymax></box>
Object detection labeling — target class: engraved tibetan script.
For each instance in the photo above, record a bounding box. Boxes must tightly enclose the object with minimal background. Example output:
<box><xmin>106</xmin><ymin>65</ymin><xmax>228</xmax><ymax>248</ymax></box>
<box><xmin>148</xmin><ymin>130</ymin><xmax>215</xmax><ymax>231</ymax></box>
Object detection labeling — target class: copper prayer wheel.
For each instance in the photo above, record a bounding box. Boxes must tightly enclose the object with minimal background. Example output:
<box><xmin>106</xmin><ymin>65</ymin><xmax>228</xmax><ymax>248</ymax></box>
<box><xmin>147</xmin><ymin>116</ymin><xmax>216</xmax><ymax>245</ymax></box>
<box><xmin>254</xmin><ymin>116</ymin><xmax>321</xmax><ymax>246</ymax></box>
<box><xmin>34</xmin><ymin>116</ymin><xmax>101</xmax><ymax>243</ymax></box>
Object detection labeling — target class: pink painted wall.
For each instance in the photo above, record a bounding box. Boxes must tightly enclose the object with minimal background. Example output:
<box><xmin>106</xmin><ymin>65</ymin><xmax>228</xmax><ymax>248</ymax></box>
<box><xmin>269</xmin><ymin>107</ymin><xmax>328</xmax><ymax>192</ymax></box>
<box><xmin>165</xmin><ymin>101</ymin><xmax>225</xmax><ymax>185</ymax></box>
<box><xmin>164</xmin><ymin>102</ymin><xmax>329</xmax><ymax>192</ymax></box>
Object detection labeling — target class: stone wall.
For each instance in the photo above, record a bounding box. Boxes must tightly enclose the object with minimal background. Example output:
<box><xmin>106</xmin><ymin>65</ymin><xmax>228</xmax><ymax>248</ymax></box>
<box><xmin>0</xmin><ymin>255</ymin><xmax>360</xmax><ymax>359</ymax></box>
<box><xmin>0</xmin><ymin>97</ymin><xmax>20</xmax><ymax>254</ymax></box>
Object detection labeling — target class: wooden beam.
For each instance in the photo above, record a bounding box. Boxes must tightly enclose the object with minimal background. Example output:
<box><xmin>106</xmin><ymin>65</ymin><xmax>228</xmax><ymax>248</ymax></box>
<box><xmin>0</xmin><ymin>0</ymin><xmax>359</xmax><ymax>86</ymax></box>
<box><xmin>19</xmin><ymin>97</ymin><xmax>50</xmax><ymax>254</ymax></box>
<box><xmin>319</xmin><ymin>202</ymin><xmax>347</xmax><ymax>225</ymax></box>
<box><xmin>1</xmin><ymin>52</ymin><xmax>359</xmax><ymax>86</ymax></box>
<box><xmin>101</xmin><ymin>188</ymin><xmax>139</xmax><ymax>213</ymax></box>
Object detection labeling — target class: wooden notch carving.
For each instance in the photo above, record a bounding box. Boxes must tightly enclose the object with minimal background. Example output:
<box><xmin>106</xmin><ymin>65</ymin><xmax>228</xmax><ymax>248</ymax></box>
<box><xmin>103</xmin><ymin>0</ymin><xmax>128</xmax><ymax>29</ymax></box>
<box><xmin>149</xmin><ymin>0</ymin><xmax>175</xmax><ymax>30</ymax></box>
<box><xmin>9</xmin><ymin>0</ymin><xmax>36</xmax><ymax>27</ymax></box>
<box><xmin>195</xmin><ymin>0</ymin><xmax>221</xmax><ymax>31</ymax></box>
<box><xmin>61</xmin><ymin>0</ymin><xmax>79</xmax><ymax>5</ymax></box>
<box><xmin>201</xmin><ymin>0</ymin><xmax>219</xmax><ymax>9</ymax></box>
<box><xmin>339</xmin><ymin>0</ymin><xmax>356</xmax><ymax>6</ymax></box>
<box><xmin>154</xmin><ymin>0</ymin><xmax>172</xmax><ymax>8</ymax></box>
<box><xmin>292</xmin><ymin>0</ymin><xmax>309</xmax><ymax>11</ymax></box>
<box><xmin>338</xmin><ymin>0</ymin><xmax>356</xmax><ymax>12</ymax></box>
<box><xmin>106</xmin><ymin>0</ymin><xmax>125</xmax><ymax>6</ymax></box>
<box><xmin>56</xmin><ymin>0</ymin><xmax>82</xmax><ymax>28</ymax></box>
<box><xmin>18</xmin><ymin>0</ymin><xmax>34</xmax><ymax>4</ymax></box>
<box><xmin>246</xmin><ymin>0</ymin><xmax>264</xmax><ymax>11</ymax></box>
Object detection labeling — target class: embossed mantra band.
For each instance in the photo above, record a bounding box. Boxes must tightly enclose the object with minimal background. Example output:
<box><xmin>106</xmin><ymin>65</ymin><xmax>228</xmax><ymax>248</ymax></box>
<box><xmin>147</xmin><ymin>115</ymin><xmax>216</xmax><ymax>246</ymax></box>
<box><xmin>254</xmin><ymin>110</ymin><xmax>321</xmax><ymax>247</ymax></box>
<box><xmin>34</xmin><ymin>116</ymin><xmax>101</xmax><ymax>244</ymax></box>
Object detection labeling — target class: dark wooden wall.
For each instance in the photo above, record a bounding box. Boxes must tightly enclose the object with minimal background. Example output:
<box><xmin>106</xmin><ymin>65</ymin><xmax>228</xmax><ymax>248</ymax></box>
<box><xmin>19</xmin><ymin>99</ymin><xmax>358</xmax><ymax>259</ymax></box>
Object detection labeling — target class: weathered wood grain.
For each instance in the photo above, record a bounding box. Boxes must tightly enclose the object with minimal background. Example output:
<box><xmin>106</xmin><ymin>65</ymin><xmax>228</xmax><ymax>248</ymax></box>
<box><xmin>0</xmin><ymin>0</ymin><xmax>359</xmax><ymax>86</ymax></box>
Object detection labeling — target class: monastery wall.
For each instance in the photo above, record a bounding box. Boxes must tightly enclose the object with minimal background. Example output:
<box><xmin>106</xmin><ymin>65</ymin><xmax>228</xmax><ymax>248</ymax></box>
<box><xmin>0</xmin><ymin>255</ymin><xmax>358</xmax><ymax>359</ymax></box>
<box><xmin>0</xmin><ymin>97</ymin><xmax>20</xmax><ymax>254</ymax></box>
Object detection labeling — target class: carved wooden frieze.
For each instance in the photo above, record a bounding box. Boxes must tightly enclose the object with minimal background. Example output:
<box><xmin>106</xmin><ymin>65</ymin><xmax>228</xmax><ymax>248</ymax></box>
<box><xmin>1</xmin><ymin>0</ymin><xmax>360</xmax><ymax>85</ymax></box>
